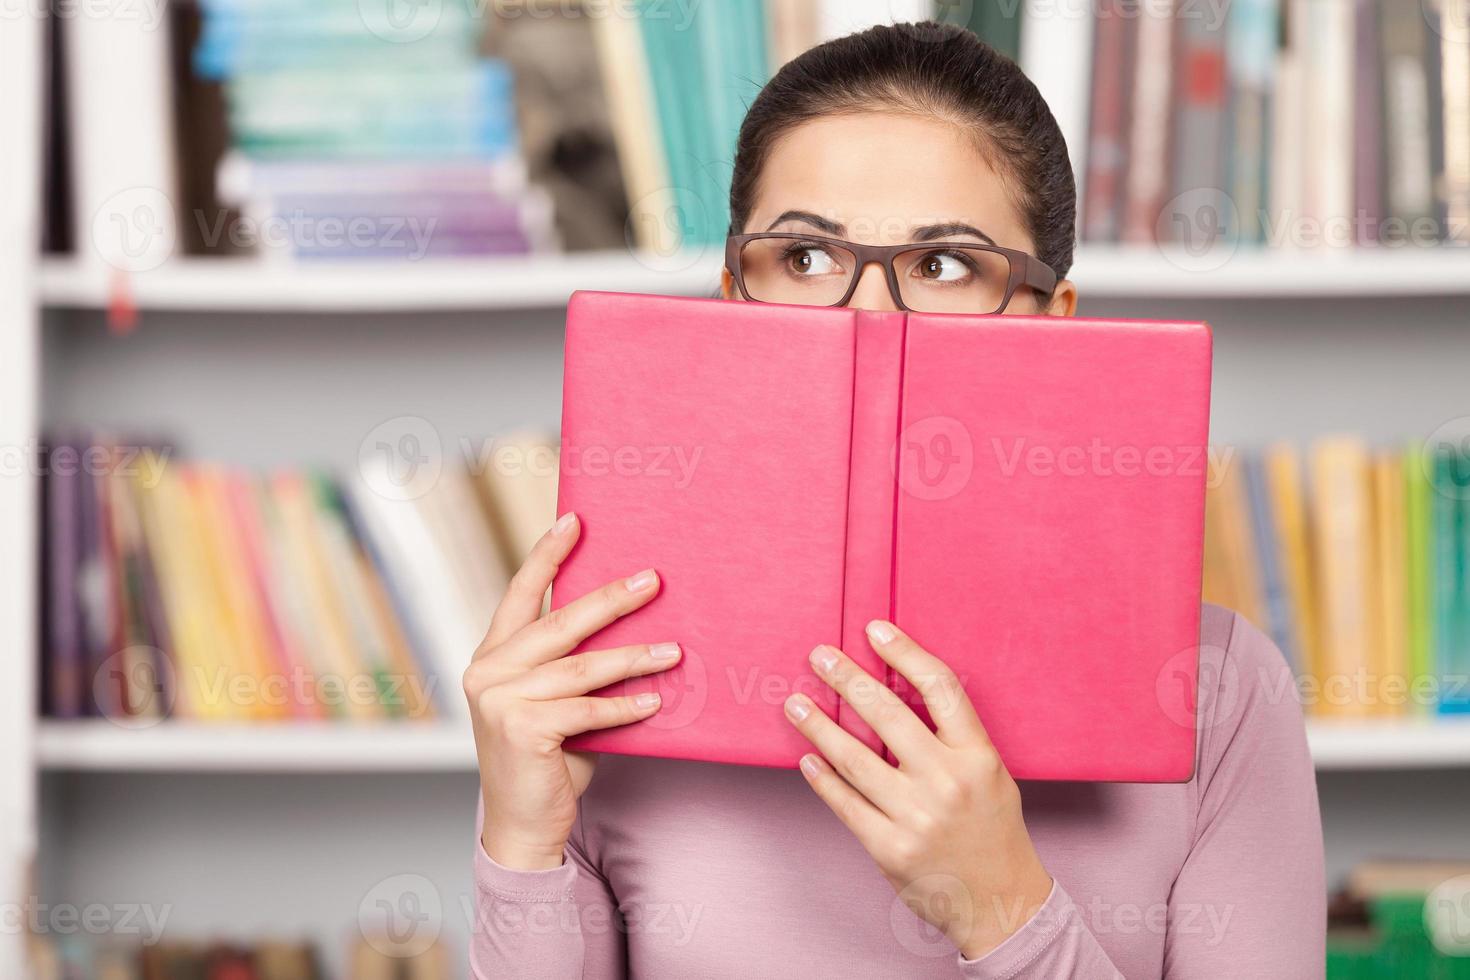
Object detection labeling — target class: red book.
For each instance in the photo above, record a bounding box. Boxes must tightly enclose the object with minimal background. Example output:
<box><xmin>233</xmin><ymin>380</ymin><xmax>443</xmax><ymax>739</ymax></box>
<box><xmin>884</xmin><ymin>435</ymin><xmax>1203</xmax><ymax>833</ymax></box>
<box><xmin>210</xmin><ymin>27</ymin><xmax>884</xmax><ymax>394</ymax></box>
<box><xmin>554</xmin><ymin>293</ymin><xmax>1213</xmax><ymax>782</ymax></box>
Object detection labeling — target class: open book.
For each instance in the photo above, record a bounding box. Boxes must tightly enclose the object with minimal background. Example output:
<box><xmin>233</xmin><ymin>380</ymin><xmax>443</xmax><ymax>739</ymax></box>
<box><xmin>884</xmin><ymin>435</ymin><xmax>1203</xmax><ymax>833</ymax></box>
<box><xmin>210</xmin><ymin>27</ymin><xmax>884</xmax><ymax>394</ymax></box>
<box><xmin>554</xmin><ymin>291</ymin><xmax>1212</xmax><ymax>782</ymax></box>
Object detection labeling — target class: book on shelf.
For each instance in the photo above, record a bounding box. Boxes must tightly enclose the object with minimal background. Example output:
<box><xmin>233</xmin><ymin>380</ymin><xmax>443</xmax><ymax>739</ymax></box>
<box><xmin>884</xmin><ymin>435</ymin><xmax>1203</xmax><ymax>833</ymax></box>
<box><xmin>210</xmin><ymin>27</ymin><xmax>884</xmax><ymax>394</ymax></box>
<box><xmin>1202</xmin><ymin>436</ymin><xmax>1470</xmax><ymax>717</ymax></box>
<box><xmin>1073</xmin><ymin>0</ymin><xmax>1470</xmax><ymax>248</ymax></box>
<box><xmin>1328</xmin><ymin>858</ymin><xmax>1470</xmax><ymax>978</ymax></box>
<box><xmin>38</xmin><ymin>432</ymin><xmax>559</xmax><ymax>726</ymax></box>
<box><xmin>29</xmin><ymin>935</ymin><xmax>454</xmax><ymax>980</ymax></box>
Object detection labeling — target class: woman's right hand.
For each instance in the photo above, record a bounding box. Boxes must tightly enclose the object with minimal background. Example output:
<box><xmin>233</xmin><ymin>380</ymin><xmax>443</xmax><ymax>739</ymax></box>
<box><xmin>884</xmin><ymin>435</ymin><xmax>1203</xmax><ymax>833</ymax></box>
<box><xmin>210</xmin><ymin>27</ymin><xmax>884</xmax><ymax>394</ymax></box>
<box><xmin>464</xmin><ymin>512</ymin><xmax>677</xmax><ymax>871</ymax></box>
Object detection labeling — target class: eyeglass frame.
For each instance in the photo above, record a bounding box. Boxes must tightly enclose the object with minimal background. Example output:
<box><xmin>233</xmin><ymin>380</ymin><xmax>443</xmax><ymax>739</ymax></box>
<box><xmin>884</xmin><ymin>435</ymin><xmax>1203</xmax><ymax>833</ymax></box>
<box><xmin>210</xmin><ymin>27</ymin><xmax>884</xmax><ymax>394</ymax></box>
<box><xmin>724</xmin><ymin>232</ymin><xmax>1060</xmax><ymax>315</ymax></box>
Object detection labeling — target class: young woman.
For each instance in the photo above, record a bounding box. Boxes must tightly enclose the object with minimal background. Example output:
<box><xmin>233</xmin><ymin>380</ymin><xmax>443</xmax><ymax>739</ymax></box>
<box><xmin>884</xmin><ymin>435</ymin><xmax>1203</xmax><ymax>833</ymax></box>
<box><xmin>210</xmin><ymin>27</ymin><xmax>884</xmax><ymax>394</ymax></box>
<box><xmin>465</xmin><ymin>23</ymin><xmax>1324</xmax><ymax>979</ymax></box>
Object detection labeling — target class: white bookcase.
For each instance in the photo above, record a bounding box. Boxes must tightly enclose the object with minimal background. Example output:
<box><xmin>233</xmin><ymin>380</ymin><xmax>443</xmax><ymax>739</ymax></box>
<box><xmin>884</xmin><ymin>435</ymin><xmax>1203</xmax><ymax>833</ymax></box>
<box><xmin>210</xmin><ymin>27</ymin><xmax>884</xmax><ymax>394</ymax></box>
<box><xmin>9</xmin><ymin>9</ymin><xmax>1470</xmax><ymax>980</ymax></box>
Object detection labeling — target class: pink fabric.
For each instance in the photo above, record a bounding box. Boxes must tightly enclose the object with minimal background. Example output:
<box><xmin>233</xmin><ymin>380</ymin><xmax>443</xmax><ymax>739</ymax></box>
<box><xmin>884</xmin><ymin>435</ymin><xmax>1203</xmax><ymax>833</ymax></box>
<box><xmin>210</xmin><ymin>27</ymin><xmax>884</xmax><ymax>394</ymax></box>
<box><xmin>470</xmin><ymin>605</ymin><xmax>1325</xmax><ymax>978</ymax></box>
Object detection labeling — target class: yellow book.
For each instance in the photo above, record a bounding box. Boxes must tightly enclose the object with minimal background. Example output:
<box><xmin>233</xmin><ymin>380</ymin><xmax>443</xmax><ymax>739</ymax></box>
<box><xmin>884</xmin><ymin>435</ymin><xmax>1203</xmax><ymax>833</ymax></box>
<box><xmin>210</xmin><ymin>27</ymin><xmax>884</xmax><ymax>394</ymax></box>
<box><xmin>1371</xmin><ymin>453</ymin><xmax>1409</xmax><ymax>716</ymax></box>
<box><xmin>1309</xmin><ymin>438</ymin><xmax>1374</xmax><ymax>718</ymax></box>
<box><xmin>133</xmin><ymin>464</ymin><xmax>226</xmax><ymax>720</ymax></box>
<box><xmin>269</xmin><ymin>474</ymin><xmax>381</xmax><ymax>721</ymax></box>
<box><xmin>191</xmin><ymin>468</ymin><xmax>283</xmax><ymax>721</ymax></box>
<box><xmin>1201</xmin><ymin>450</ymin><xmax>1264</xmax><ymax>626</ymax></box>
<box><xmin>1265</xmin><ymin>445</ymin><xmax>1320</xmax><ymax>687</ymax></box>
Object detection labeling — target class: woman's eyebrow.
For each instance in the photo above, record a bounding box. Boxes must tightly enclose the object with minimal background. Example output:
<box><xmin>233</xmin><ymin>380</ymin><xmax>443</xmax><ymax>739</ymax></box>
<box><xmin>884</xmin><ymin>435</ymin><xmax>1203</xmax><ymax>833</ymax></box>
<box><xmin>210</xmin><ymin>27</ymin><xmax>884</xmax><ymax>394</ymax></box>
<box><xmin>765</xmin><ymin>210</ymin><xmax>845</xmax><ymax>235</ymax></box>
<box><xmin>911</xmin><ymin>221</ymin><xmax>997</xmax><ymax>246</ymax></box>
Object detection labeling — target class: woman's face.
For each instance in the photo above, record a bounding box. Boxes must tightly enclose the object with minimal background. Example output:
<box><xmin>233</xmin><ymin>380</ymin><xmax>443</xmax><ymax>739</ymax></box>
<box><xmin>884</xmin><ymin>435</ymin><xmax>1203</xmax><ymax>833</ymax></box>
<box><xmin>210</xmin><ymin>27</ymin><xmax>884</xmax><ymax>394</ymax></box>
<box><xmin>723</xmin><ymin>110</ymin><xmax>1078</xmax><ymax>317</ymax></box>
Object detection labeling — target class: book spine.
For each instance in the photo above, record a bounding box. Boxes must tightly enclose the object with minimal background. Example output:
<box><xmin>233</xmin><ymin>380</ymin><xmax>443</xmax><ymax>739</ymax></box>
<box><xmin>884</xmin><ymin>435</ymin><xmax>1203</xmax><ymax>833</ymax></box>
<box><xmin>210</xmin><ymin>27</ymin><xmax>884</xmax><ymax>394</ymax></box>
<box><xmin>1082</xmin><ymin>0</ymin><xmax>1138</xmax><ymax>242</ymax></box>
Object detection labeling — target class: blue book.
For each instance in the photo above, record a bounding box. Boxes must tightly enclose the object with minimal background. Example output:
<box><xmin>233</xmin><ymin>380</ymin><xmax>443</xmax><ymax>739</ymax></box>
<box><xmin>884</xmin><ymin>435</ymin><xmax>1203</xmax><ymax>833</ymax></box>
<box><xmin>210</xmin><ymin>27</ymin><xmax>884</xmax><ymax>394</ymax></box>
<box><xmin>1245</xmin><ymin>453</ymin><xmax>1297</xmax><ymax>670</ymax></box>
<box><xmin>1435</xmin><ymin>449</ymin><xmax>1470</xmax><ymax>714</ymax></box>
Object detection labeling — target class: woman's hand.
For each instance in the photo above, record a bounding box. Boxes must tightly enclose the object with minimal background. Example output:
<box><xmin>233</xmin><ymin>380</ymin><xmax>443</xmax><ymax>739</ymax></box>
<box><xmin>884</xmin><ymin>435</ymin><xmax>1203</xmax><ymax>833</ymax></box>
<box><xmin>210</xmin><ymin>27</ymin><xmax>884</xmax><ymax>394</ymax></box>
<box><xmin>464</xmin><ymin>512</ymin><xmax>679</xmax><ymax>871</ymax></box>
<box><xmin>784</xmin><ymin>620</ymin><xmax>1053</xmax><ymax>961</ymax></box>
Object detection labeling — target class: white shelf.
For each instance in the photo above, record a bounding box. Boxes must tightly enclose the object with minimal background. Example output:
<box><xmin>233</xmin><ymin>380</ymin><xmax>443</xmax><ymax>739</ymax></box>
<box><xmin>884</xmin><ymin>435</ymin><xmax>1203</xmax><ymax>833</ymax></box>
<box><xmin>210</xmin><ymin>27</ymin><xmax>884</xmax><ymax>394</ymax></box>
<box><xmin>38</xmin><ymin>251</ymin><xmax>725</xmax><ymax>312</ymax></box>
<box><xmin>1305</xmin><ymin>718</ymin><xmax>1470</xmax><ymax>771</ymax></box>
<box><xmin>35</xmin><ymin>720</ymin><xmax>477</xmax><ymax>773</ymax></box>
<box><xmin>33</xmin><ymin>718</ymin><xmax>1470</xmax><ymax>773</ymax></box>
<box><xmin>36</xmin><ymin>246</ymin><xmax>1470</xmax><ymax>312</ymax></box>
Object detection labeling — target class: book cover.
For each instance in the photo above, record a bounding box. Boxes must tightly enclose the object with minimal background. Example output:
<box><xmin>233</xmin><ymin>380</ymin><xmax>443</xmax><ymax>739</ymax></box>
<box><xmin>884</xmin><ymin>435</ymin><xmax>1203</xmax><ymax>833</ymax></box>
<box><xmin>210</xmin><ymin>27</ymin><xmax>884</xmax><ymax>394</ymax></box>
<box><xmin>554</xmin><ymin>293</ymin><xmax>1211</xmax><ymax>781</ymax></box>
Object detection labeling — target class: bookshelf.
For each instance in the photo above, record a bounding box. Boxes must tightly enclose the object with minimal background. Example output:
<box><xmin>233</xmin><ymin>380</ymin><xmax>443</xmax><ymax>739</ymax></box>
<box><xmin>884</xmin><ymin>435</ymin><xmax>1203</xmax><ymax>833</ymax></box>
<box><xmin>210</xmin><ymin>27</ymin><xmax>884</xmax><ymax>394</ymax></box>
<box><xmin>31</xmin><ymin>719</ymin><xmax>1470</xmax><ymax>774</ymax></box>
<box><xmin>14</xmin><ymin>0</ymin><xmax>1470</xmax><ymax>977</ymax></box>
<box><xmin>1</xmin><ymin>9</ymin><xmax>41</xmax><ymax>980</ymax></box>
<box><xmin>37</xmin><ymin>246</ymin><xmax>1470</xmax><ymax>313</ymax></box>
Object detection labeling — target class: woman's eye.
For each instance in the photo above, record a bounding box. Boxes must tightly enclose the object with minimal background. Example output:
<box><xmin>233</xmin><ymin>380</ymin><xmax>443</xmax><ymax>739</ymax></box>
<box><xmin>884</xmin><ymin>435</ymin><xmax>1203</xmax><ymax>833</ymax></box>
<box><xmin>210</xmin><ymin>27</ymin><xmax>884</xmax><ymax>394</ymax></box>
<box><xmin>785</xmin><ymin>246</ymin><xmax>841</xmax><ymax>276</ymax></box>
<box><xmin>914</xmin><ymin>250</ymin><xmax>974</xmax><ymax>283</ymax></box>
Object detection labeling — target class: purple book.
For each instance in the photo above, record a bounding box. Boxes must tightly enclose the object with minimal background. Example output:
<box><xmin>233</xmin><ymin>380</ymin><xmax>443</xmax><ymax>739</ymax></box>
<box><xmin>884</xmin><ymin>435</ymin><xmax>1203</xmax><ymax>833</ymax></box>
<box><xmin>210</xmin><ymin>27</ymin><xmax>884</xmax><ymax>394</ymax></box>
<box><xmin>44</xmin><ymin>438</ymin><xmax>84</xmax><ymax>718</ymax></box>
<box><xmin>1354</xmin><ymin>0</ymin><xmax>1385</xmax><ymax>244</ymax></box>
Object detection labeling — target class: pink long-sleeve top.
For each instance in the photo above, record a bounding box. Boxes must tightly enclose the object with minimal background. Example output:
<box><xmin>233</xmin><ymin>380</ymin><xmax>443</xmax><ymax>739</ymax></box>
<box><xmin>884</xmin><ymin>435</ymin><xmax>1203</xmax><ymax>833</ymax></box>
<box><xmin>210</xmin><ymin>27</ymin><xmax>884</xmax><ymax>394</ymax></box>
<box><xmin>469</xmin><ymin>605</ymin><xmax>1326</xmax><ymax>978</ymax></box>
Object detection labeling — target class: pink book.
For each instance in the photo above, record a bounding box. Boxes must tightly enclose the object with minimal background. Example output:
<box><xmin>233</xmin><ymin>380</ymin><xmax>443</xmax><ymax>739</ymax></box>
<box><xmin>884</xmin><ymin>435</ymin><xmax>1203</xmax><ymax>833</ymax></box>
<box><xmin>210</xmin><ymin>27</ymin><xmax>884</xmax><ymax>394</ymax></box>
<box><xmin>554</xmin><ymin>292</ymin><xmax>1212</xmax><ymax>782</ymax></box>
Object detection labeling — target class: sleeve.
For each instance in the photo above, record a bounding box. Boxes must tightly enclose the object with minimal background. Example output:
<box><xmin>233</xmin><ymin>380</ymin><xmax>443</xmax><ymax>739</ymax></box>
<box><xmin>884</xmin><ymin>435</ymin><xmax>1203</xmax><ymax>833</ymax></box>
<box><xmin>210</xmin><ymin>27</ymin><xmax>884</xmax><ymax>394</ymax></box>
<box><xmin>469</xmin><ymin>802</ymin><xmax>627</xmax><ymax>980</ymax></box>
<box><xmin>956</xmin><ymin>881</ymin><xmax>1125</xmax><ymax>979</ymax></box>
<box><xmin>1160</xmin><ymin>610</ymin><xmax>1326</xmax><ymax>979</ymax></box>
<box><xmin>957</xmin><ymin>608</ymin><xmax>1325</xmax><ymax>979</ymax></box>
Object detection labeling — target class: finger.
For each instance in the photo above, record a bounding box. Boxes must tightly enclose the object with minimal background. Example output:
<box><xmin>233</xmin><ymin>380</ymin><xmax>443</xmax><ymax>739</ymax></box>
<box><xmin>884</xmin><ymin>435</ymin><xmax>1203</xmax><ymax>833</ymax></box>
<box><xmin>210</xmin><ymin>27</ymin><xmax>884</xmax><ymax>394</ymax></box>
<box><xmin>480</xmin><ymin>512</ymin><xmax>580</xmax><ymax>656</ymax></box>
<box><xmin>543</xmin><ymin>692</ymin><xmax>665</xmax><ymax>738</ymax></box>
<box><xmin>785</xmin><ymin>692</ymin><xmax>903</xmax><ymax>811</ymax></box>
<box><xmin>809</xmin><ymin>644</ymin><xmax>936</xmax><ymax>766</ymax></box>
<box><xmin>796</xmin><ymin>752</ymin><xmax>890</xmax><ymax>845</ymax></box>
<box><xmin>864</xmin><ymin>621</ymin><xmax>988</xmax><ymax>748</ymax></box>
<box><xmin>503</xmin><ymin>569</ymin><xmax>661</xmax><ymax>668</ymax></box>
<box><xmin>515</xmin><ymin>643</ymin><xmax>682</xmax><ymax>701</ymax></box>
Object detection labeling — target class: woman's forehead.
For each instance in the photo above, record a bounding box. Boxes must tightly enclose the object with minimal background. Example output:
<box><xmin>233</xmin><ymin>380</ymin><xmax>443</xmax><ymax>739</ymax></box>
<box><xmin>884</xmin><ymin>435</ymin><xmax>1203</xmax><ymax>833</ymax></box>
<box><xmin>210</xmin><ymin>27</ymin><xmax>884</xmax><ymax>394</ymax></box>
<box><xmin>747</xmin><ymin>111</ymin><xmax>1030</xmax><ymax>248</ymax></box>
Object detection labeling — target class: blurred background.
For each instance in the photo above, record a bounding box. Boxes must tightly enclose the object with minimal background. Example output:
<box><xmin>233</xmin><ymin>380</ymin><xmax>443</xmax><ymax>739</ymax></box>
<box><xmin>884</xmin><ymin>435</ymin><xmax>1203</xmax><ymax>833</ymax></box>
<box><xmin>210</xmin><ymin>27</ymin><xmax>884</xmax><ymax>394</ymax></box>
<box><xmin>2</xmin><ymin>0</ymin><xmax>1470</xmax><ymax>976</ymax></box>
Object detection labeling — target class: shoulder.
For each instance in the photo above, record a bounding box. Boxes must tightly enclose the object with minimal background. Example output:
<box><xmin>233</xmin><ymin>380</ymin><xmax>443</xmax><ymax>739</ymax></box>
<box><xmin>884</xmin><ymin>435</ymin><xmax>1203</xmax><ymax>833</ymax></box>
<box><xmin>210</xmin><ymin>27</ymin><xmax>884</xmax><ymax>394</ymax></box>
<box><xmin>1193</xmin><ymin>603</ymin><xmax>1313</xmax><ymax>795</ymax></box>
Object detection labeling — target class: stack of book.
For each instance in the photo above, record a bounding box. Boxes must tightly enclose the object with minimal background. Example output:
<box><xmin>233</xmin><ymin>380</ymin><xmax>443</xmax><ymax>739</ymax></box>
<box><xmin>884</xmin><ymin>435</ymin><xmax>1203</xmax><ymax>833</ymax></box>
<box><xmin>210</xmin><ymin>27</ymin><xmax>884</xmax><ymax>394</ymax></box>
<box><xmin>40</xmin><ymin>434</ymin><xmax>558</xmax><ymax>725</ymax></box>
<box><xmin>29</xmin><ymin>936</ymin><xmax>454</xmax><ymax>979</ymax></box>
<box><xmin>1202</xmin><ymin>438</ymin><xmax>1470</xmax><ymax>717</ymax></box>
<box><xmin>1328</xmin><ymin>859</ymin><xmax>1470</xmax><ymax>977</ymax></box>
<box><xmin>190</xmin><ymin>0</ymin><xmax>555</xmax><ymax>261</ymax></box>
<box><xmin>1065</xmin><ymin>0</ymin><xmax>1470</xmax><ymax>248</ymax></box>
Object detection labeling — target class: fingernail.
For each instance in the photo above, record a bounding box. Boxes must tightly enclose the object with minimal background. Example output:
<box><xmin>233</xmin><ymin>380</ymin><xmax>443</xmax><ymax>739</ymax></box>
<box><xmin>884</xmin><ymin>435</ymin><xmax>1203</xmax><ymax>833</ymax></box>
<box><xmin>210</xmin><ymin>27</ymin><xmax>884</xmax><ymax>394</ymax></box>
<box><xmin>635</xmin><ymin>692</ymin><xmax>662</xmax><ymax>710</ymax></box>
<box><xmin>625</xmin><ymin>569</ymin><xmax>658</xmax><ymax>593</ymax></box>
<box><xmin>799</xmin><ymin>754</ymin><xmax>821</xmax><ymax>778</ymax></box>
<box><xmin>866</xmin><ymin>620</ymin><xmax>897</xmax><ymax>645</ymax></box>
<box><xmin>785</xmin><ymin>695</ymin><xmax>810</xmax><ymax>722</ymax></box>
<box><xmin>810</xmin><ymin>645</ymin><xmax>840</xmax><ymax>673</ymax></box>
<box><xmin>553</xmin><ymin>512</ymin><xmax>577</xmax><ymax>535</ymax></box>
<box><xmin>649</xmin><ymin>642</ymin><xmax>681</xmax><ymax>662</ymax></box>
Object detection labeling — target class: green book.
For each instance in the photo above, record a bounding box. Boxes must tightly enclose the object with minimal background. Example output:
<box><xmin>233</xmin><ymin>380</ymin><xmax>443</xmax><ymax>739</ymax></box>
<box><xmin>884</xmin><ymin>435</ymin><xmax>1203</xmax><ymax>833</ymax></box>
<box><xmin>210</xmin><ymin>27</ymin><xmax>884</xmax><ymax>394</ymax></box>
<box><xmin>636</xmin><ymin>0</ymin><xmax>706</xmax><ymax>251</ymax></box>
<box><xmin>964</xmin><ymin>0</ymin><xmax>1023</xmax><ymax>60</ymax></box>
<box><xmin>1433</xmin><ymin>448</ymin><xmax>1470</xmax><ymax>714</ymax></box>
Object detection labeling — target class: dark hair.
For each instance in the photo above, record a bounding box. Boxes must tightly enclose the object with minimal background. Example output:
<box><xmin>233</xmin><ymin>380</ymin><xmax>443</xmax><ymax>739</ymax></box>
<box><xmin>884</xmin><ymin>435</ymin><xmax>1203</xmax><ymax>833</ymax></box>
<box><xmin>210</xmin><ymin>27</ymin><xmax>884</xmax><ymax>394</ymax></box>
<box><xmin>729</xmin><ymin>22</ymin><xmax>1076</xmax><ymax>279</ymax></box>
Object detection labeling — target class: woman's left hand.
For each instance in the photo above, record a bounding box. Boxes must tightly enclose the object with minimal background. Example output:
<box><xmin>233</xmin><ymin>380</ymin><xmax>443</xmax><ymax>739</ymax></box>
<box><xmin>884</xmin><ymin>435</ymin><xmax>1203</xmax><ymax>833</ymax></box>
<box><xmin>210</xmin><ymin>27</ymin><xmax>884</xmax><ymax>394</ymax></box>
<box><xmin>785</xmin><ymin>620</ymin><xmax>1054</xmax><ymax>961</ymax></box>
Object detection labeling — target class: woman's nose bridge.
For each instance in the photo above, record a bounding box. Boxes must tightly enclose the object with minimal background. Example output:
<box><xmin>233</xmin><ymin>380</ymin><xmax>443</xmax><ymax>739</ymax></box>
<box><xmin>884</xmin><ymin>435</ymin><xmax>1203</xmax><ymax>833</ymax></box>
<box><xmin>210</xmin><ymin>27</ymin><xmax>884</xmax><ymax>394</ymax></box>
<box><xmin>848</xmin><ymin>258</ymin><xmax>898</xmax><ymax>310</ymax></box>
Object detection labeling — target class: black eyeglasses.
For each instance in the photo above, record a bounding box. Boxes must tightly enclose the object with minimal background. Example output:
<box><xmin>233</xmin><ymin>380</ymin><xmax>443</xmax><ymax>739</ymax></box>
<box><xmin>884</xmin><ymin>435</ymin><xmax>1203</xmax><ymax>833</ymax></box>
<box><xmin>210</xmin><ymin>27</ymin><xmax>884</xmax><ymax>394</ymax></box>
<box><xmin>725</xmin><ymin>232</ymin><xmax>1058</xmax><ymax>315</ymax></box>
